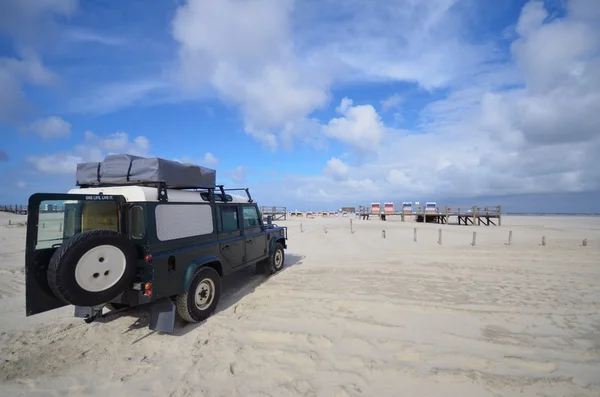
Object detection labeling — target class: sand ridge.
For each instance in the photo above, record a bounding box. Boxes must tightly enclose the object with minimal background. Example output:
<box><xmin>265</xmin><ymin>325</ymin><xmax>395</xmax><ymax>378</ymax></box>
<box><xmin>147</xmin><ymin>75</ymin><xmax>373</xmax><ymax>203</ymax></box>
<box><xmin>1</xmin><ymin>213</ymin><xmax>599</xmax><ymax>396</ymax></box>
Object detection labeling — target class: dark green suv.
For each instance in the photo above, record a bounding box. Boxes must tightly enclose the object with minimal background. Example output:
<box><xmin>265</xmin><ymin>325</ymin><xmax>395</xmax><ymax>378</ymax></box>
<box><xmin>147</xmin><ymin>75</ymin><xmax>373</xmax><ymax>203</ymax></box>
<box><xmin>25</xmin><ymin>182</ymin><xmax>288</xmax><ymax>333</ymax></box>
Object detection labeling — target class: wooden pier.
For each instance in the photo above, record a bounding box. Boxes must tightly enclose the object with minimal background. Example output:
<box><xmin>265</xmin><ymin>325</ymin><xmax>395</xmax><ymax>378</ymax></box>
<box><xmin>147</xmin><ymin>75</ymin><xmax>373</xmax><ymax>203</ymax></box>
<box><xmin>0</xmin><ymin>205</ymin><xmax>28</xmax><ymax>215</ymax></box>
<box><xmin>260</xmin><ymin>206</ymin><xmax>287</xmax><ymax>221</ymax></box>
<box><xmin>356</xmin><ymin>203</ymin><xmax>502</xmax><ymax>226</ymax></box>
<box><xmin>406</xmin><ymin>205</ymin><xmax>502</xmax><ymax>226</ymax></box>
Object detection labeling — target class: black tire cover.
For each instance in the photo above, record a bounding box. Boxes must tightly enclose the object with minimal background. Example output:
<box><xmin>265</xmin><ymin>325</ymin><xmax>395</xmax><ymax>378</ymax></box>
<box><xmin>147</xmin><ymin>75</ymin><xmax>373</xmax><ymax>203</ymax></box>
<box><xmin>47</xmin><ymin>229</ymin><xmax>138</xmax><ymax>307</ymax></box>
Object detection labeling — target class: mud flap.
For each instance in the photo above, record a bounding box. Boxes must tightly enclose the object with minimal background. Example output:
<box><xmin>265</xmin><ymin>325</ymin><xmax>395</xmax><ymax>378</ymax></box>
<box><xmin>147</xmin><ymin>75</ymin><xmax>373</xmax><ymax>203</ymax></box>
<box><xmin>149</xmin><ymin>297</ymin><xmax>176</xmax><ymax>333</ymax></box>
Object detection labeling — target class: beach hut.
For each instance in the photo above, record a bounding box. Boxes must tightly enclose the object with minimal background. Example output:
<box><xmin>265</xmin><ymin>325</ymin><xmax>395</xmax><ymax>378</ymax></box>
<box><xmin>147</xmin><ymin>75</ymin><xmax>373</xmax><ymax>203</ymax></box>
<box><xmin>425</xmin><ymin>202</ymin><xmax>438</xmax><ymax>214</ymax></box>
<box><xmin>384</xmin><ymin>202</ymin><xmax>394</xmax><ymax>215</ymax></box>
<box><xmin>371</xmin><ymin>202</ymin><xmax>381</xmax><ymax>215</ymax></box>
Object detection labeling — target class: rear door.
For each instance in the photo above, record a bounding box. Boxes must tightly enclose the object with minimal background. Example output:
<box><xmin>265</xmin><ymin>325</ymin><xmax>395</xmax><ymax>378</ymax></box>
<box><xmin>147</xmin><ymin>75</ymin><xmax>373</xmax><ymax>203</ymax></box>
<box><xmin>241</xmin><ymin>204</ymin><xmax>267</xmax><ymax>263</ymax></box>
<box><xmin>25</xmin><ymin>193</ymin><xmax>126</xmax><ymax>316</ymax></box>
<box><xmin>216</xmin><ymin>204</ymin><xmax>246</xmax><ymax>268</ymax></box>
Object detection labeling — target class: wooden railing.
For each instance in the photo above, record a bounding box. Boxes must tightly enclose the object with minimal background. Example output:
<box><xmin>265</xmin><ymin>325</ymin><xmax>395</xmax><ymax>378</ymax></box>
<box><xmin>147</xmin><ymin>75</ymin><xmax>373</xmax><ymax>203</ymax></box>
<box><xmin>259</xmin><ymin>206</ymin><xmax>287</xmax><ymax>220</ymax></box>
<box><xmin>411</xmin><ymin>205</ymin><xmax>501</xmax><ymax>216</ymax></box>
<box><xmin>0</xmin><ymin>205</ymin><xmax>28</xmax><ymax>214</ymax></box>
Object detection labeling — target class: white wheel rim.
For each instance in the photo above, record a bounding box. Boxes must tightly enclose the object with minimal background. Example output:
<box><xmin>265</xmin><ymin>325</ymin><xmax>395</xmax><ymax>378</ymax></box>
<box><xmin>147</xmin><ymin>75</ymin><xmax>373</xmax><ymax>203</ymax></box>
<box><xmin>74</xmin><ymin>245</ymin><xmax>127</xmax><ymax>292</ymax></box>
<box><xmin>195</xmin><ymin>278</ymin><xmax>215</xmax><ymax>310</ymax></box>
<box><xmin>274</xmin><ymin>250</ymin><xmax>283</xmax><ymax>268</ymax></box>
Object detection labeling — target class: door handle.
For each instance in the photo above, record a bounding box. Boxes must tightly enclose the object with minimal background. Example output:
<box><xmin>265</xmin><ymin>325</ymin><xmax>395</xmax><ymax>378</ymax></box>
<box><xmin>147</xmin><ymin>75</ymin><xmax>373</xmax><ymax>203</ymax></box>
<box><xmin>223</xmin><ymin>245</ymin><xmax>230</xmax><ymax>250</ymax></box>
<box><xmin>246</xmin><ymin>239</ymin><xmax>252</xmax><ymax>243</ymax></box>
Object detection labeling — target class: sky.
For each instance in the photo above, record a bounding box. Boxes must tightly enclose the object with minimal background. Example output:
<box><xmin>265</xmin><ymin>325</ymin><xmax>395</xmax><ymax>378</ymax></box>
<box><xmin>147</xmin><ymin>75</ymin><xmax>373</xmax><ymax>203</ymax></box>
<box><xmin>0</xmin><ymin>0</ymin><xmax>599</xmax><ymax>213</ymax></box>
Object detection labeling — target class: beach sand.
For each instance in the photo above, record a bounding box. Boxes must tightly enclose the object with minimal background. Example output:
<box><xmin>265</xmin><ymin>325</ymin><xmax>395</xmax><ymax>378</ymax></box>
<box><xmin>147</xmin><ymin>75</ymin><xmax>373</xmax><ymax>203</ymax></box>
<box><xmin>1</xmin><ymin>212</ymin><xmax>599</xmax><ymax>396</ymax></box>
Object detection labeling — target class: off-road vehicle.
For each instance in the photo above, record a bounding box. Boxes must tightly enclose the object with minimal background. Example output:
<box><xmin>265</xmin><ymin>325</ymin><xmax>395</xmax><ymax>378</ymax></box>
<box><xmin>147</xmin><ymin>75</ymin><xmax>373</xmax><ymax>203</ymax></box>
<box><xmin>24</xmin><ymin>154</ymin><xmax>288</xmax><ymax>333</ymax></box>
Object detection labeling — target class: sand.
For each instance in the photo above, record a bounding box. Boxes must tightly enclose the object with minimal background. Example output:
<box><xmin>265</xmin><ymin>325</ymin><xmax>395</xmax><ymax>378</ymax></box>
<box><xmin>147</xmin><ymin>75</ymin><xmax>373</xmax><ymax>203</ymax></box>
<box><xmin>1</xmin><ymin>211</ymin><xmax>599</xmax><ymax>396</ymax></box>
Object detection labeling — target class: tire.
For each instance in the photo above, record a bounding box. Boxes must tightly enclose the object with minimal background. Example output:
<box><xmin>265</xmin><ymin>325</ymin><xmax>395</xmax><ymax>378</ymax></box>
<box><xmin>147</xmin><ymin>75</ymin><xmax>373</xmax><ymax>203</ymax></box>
<box><xmin>176</xmin><ymin>267</ymin><xmax>221</xmax><ymax>323</ymax></box>
<box><xmin>269</xmin><ymin>242</ymin><xmax>285</xmax><ymax>274</ymax></box>
<box><xmin>47</xmin><ymin>230</ymin><xmax>138</xmax><ymax>307</ymax></box>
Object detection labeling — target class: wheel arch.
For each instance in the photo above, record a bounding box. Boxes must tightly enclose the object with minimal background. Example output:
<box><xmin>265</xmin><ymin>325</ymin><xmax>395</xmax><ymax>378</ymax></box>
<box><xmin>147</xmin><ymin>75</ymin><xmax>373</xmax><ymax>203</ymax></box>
<box><xmin>271</xmin><ymin>237</ymin><xmax>287</xmax><ymax>253</ymax></box>
<box><xmin>183</xmin><ymin>256</ymin><xmax>223</xmax><ymax>291</ymax></box>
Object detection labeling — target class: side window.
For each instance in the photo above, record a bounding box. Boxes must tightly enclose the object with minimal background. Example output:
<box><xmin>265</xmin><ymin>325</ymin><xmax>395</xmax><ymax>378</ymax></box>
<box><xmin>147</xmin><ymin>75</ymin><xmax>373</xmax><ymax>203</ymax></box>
<box><xmin>130</xmin><ymin>206</ymin><xmax>145</xmax><ymax>239</ymax></box>
<box><xmin>242</xmin><ymin>205</ymin><xmax>260</xmax><ymax>228</ymax></box>
<box><xmin>219</xmin><ymin>205</ymin><xmax>239</xmax><ymax>232</ymax></box>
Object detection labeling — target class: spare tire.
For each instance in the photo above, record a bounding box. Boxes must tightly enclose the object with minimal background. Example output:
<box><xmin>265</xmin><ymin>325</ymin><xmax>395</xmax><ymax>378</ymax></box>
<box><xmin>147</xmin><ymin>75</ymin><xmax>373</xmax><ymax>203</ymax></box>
<box><xmin>47</xmin><ymin>230</ymin><xmax>138</xmax><ymax>307</ymax></box>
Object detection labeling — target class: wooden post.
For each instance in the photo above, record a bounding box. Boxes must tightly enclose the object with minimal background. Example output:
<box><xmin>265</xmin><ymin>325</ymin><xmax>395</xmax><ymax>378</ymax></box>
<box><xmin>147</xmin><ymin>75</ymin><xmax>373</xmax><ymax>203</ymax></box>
<box><xmin>582</xmin><ymin>238</ymin><xmax>587</xmax><ymax>247</ymax></box>
<box><xmin>350</xmin><ymin>218</ymin><xmax>353</xmax><ymax>234</ymax></box>
<box><xmin>43</xmin><ymin>223</ymin><xmax>45</xmax><ymax>229</ymax></box>
<box><xmin>472</xmin><ymin>206</ymin><xmax>478</xmax><ymax>226</ymax></box>
<box><xmin>507</xmin><ymin>230</ymin><xmax>512</xmax><ymax>245</ymax></box>
<box><xmin>414</xmin><ymin>228</ymin><xmax>417</xmax><ymax>242</ymax></box>
<box><xmin>542</xmin><ymin>236</ymin><xmax>546</xmax><ymax>246</ymax></box>
<box><xmin>471</xmin><ymin>231</ymin><xmax>476</xmax><ymax>246</ymax></box>
<box><xmin>401</xmin><ymin>212</ymin><xmax>405</xmax><ymax>222</ymax></box>
<box><xmin>324</xmin><ymin>226</ymin><xmax>327</xmax><ymax>234</ymax></box>
<box><xmin>498</xmin><ymin>205</ymin><xmax>502</xmax><ymax>226</ymax></box>
<box><xmin>300</xmin><ymin>223</ymin><xmax>303</xmax><ymax>233</ymax></box>
<box><xmin>438</xmin><ymin>228</ymin><xmax>442</xmax><ymax>245</ymax></box>
<box><xmin>8</xmin><ymin>219</ymin><xmax>11</xmax><ymax>225</ymax></box>
<box><xmin>59</xmin><ymin>223</ymin><xmax>63</xmax><ymax>232</ymax></box>
<box><xmin>382</xmin><ymin>230</ymin><xmax>386</xmax><ymax>239</ymax></box>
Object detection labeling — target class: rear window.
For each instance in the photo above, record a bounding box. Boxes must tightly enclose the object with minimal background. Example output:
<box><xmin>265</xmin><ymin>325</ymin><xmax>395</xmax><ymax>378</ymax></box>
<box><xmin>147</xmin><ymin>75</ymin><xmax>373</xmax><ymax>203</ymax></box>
<box><xmin>37</xmin><ymin>199</ymin><xmax>119</xmax><ymax>249</ymax></box>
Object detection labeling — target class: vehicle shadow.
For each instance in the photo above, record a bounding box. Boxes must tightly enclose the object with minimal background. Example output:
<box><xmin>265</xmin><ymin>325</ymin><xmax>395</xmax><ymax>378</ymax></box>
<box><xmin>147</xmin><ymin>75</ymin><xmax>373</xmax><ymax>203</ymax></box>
<box><xmin>99</xmin><ymin>253</ymin><xmax>305</xmax><ymax>338</ymax></box>
<box><xmin>171</xmin><ymin>253</ymin><xmax>305</xmax><ymax>337</ymax></box>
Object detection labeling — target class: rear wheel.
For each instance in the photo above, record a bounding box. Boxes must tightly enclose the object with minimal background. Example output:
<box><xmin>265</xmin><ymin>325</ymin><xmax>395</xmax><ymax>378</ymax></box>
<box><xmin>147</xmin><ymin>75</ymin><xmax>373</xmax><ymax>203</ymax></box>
<box><xmin>176</xmin><ymin>267</ymin><xmax>221</xmax><ymax>323</ymax></box>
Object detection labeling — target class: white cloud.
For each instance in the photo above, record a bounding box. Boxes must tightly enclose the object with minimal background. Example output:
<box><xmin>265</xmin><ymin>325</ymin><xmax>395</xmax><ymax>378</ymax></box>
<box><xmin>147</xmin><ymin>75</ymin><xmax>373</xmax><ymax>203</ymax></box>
<box><xmin>63</xmin><ymin>28</ymin><xmax>127</xmax><ymax>46</ymax></box>
<box><xmin>0</xmin><ymin>0</ymin><xmax>77</xmax><ymax>49</ymax></box>
<box><xmin>171</xmin><ymin>0</ymin><xmax>331</xmax><ymax>149</ymax></box>
<box><xmin>0</xmin><ymin>0</ymin><xmax>76</xmax><ymax>123</ymax></box>
<box><xmin>251</xmin><ymin>0</ymin><xmax>600</xmax><ymax>205</ymax></box>
<box><xmin>323</xmin><ymin>157</ymin><xmax>350</xmax><ymax>181</ymax></box>
<box><xmin>177</xmin><ymin>152</ymin><xmax>220</xmax><ymax>167</ymax></box>
<box><xmin>169</xmin><ymin>0</ymin><xmax>479</xmax><ymax>149</ymax></box>
<box><xmin>0</xmin><ymin>54</ymin><xmax>60</xmax><ymax>123</ymax></box>
<box><xmin>7</xmin><ymin>0</ymin><xmax>600</xmax><ymax>206</ymax></box>
<box><xmin>201</xmin><ymin>152</ymin><xmax>219</xmax><ymax>166</ymax></box>
<box><xmin>380</xmin><ymin>94</ymin><xmax>403</xmax><ymax>112</ymax></box>
<box><xmin>26</xmin><ymin>131</ymin><xmax>151</xmax><ymax>174</ymax></box>
<box><xmin>26</xmin><ymin>116</ymin><xmax>71</xmax><ymax>139</ymax></box>
<box><xmin>225</xmin><ymin>166</ymin><xmax>249</xmax><ymax>184</ymax></box>
<box><xmin>68</xmin><ymin>80</ymin><xmax>173</xmax><ymax>115</ymax></box>
<box><xmin>322</xmin><ymin>98</ymin><xmax>387</xmax><ymax>153</ymax></box>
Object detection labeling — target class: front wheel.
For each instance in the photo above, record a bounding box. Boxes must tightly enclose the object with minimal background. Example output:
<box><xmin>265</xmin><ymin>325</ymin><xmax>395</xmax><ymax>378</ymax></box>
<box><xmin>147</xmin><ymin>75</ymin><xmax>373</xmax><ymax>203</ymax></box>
<box><xmin>269</xmin><ymin>242</ymin><xmax>285</xmax><ymax>274</ymax></box>
<box><xmin>175</xmin><ymin>267</ymin><xmax>221</xmax><ymax>323</ymax></box>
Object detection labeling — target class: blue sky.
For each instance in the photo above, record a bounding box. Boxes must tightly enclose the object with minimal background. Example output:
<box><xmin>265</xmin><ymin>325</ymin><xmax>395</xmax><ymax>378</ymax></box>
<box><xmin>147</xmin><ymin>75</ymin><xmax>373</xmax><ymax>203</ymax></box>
<box><xmin>0</xmin><ymin>0</ymin><xmax>599</xmax><ymax>212</ymax></box>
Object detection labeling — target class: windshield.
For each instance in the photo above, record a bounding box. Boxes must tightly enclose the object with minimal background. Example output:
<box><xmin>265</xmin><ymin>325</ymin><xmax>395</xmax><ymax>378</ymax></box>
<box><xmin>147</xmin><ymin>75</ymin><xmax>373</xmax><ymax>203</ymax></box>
<box><xmin>36</xmin><ymin>199</ymin><xmax>120</xmax><ymax>249</ymax></box>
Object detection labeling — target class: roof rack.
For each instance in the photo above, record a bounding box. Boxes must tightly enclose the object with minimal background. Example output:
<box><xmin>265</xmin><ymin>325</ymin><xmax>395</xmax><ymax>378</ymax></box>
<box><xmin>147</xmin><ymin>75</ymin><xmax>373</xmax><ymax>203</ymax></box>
<box><xmin>220</xmin><ymin>186</ymin><xmax>253</xmax><ymax>203</ymax></box>
<box><xmin>77</xmin><ymin>182</ymin><xmax>253</xmax><ymax>203</ymax></box>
